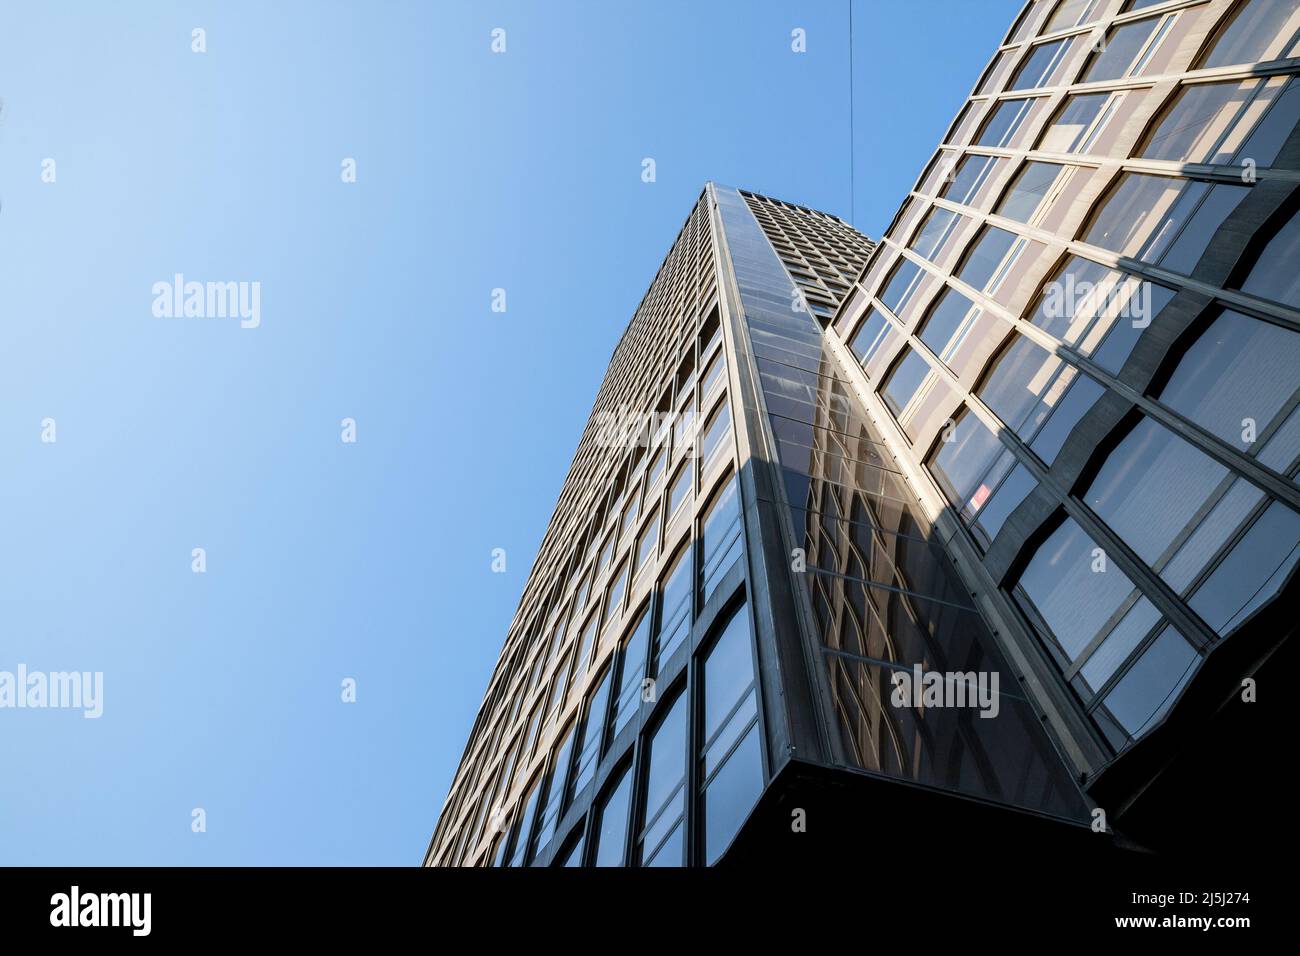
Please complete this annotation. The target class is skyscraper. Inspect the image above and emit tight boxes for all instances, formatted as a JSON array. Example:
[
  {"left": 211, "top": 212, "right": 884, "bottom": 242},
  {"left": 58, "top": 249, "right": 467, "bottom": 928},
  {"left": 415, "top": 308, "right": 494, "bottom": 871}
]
[{"left": 427, "top": 0, "right": 1299, "bottom": 866}]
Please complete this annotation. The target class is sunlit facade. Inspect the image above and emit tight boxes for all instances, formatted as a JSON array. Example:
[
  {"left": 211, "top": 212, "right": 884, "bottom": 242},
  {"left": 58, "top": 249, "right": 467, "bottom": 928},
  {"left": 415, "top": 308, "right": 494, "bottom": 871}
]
[{"left": 427, "top": 0, "right": 1299, "bottom": 865}]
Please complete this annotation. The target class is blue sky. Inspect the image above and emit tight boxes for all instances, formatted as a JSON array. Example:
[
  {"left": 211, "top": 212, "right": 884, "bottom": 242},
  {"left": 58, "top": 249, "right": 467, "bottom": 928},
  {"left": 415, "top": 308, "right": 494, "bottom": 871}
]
[{"left": 0, "top": 0, "right": 1019, "bottom": 865}]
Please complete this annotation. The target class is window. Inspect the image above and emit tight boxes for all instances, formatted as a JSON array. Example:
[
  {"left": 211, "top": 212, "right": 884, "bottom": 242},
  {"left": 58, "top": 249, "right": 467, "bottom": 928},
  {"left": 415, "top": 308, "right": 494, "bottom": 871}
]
[
  {"left": 1037, "top": 93, "right": 1115, "bottom": 153},
  {"left": 878, "top": 256, "right": 924, "bottom": 317},
  {"left": 1237, "top": 207, "right": 1300, "bottom": 308},
  {"left": 928, "top": 409, "right": 1012, "bottom": 521},
  {"left": 1045, "top": 0, "right": 1101, "bottom": 32},
  {"left": 530, "top": 722, "right": 576, "bottom": 859},
  {"left": 1158, "top": 309, "right": 1300, "bottom": 450},
  {"left": 601, "top": 561, "right": 629, "bottom": 629},
  {"left": 637, "top": 692, "right": 688, "bottom": 866},
  {"left": 699, "top": 474, "right": 743, "bottom": 602},
  {"left": 1014, "top": 517, "right": 1143, "bottom": 664},
  {"left": 553, "top": 830, "right": 585, "bottom": 867},
  {"left": 569, "top": 668, "right": 613, "bottom": 802},
  {"left": 956, "top": 225, "right": 1023, "bottom": 292},
  {"left": 1188, "top": 500, "right": 1300, "bottom": 636},
  {"left": 635, "top": 514, "right": 661, "bottom": 576},
  {"left": 977, "top": 50, "right": 1016, "bottom": 95},
  {"left": 1035, "top": 374, "right": 1106, "bottom": 464},
  {"left": 975, "top": 462, "right": 1038, "bottom": 541},
  {"left": 1098, "top": 626, "right": 1198, "bottom": 739},
  {"left": 996, "top": 162, "right": 1065, "bottom": 222},
  {"left": 918, "top": 287, "right": 981, "bottom": 361},
  {"left": 667, "top": 460, "right": 692, "bottom": 517},
  {"left": 655, "top": 544, "right": 693, "bottom": 667},
  {"left": 848, "top": 308, "right": 897, "bottom": 369},
  {"left": 1141, "top": 76, "right": 1299, "bottom": 168},
  {"left": 1010, "top": 38, "right": 1073, "bottom": 90},
  {"left": 700, "top": 399, "right": 732, "bottom": 468},
  {"left": 881, "top": 348, "right": 934, "bottom": 418},
  {"left": 609, "top": 610, "right": 651, "bottom": 739},
  {"left": 591, "top": 764, "right": 633, "bottom": 867},
  {"left": 646, "top": 444, "right": 666, "bottom": 489},
  {"left": 1084, "top": 418, "right": 1230, "bottom": 566},
  {"left": 597, "top": 531, "right": 615, "bottom": 572},
  {"left": 504, "top": 774, "right": 543, "bottom": 867},
  {"left": 1084, "top": 16, "right": 1169, "bottom": 81},
  {"left": 1198, "top": 0, "right": 1300, "bottom": 69},
  {"left": 700, "top": 349, "right": 726, "bottom": 398},
  {"left": 674, "top": 395, "right": 696, "bottom": 458},
  {"left": 1029, "top": 255, "right": 1175, "bottom": 374},
  {"left": 699, "top": 603, "right": 763, "bottom": 865},
  {"left": 976, "top": 98, "right": 1041, "bottom": 148},
  {"left": 569, "top": 613, "right": 598, "bottom": 691},
  {"left": 911, "top": 207, "right": 964, "bottom": 261},
  {"left": 977, "top": 334, "right": 1102, "bottom": 454},
  {"left": 620, "top": 493, "right": 640, "bottom": 542},
  {"left": 1083, "top": 174, "right": 1250, "bottom": 275},
  {"left": 940, "top": 154, "right": 1005, "bottom": 208}
]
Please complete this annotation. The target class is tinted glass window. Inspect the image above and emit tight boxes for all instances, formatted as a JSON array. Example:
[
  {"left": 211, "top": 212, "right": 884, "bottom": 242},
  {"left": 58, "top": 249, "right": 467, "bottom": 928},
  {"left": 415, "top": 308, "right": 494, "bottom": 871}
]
[
  {"left": 1084, "top": 418, "right": 1229, "bottom": 565},
  {"left": 1238, "top": 208, "right": 1300, "bottom": 308},
  {"left": 1158, "top": 309, "right": 1300, "bottom": 450},
  {"left": 1015, "top": 517, "right": 1142, "bottom": 663},
  {"left": 591, "top": 765, "right": 633, "bottom": 867}
]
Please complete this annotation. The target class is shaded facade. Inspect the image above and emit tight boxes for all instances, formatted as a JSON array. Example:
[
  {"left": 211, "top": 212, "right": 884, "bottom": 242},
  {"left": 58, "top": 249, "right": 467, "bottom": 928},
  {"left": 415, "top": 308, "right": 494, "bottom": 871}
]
[
  {"left": 825, "top": 0, "right": 1300, "bottom": 849},
  {"left": 427, "top": 0, "right": 1300, "bottom": 865}
]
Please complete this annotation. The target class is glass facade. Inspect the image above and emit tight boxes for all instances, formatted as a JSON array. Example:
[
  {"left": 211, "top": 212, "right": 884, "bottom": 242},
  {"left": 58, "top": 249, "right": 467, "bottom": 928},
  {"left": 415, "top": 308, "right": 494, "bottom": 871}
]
[
  {"left": 429, "top": 0, "right": 1300, "bottom": 866},
  {"left": 830, "top": 0, "right": 1300, "bottom": 766}
]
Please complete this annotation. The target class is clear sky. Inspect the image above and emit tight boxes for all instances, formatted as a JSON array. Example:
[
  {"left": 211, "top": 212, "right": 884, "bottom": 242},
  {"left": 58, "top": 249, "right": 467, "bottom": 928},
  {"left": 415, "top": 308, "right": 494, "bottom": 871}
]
[{"left": 0, "top": 0, "right": 1020, "bottom": 865}]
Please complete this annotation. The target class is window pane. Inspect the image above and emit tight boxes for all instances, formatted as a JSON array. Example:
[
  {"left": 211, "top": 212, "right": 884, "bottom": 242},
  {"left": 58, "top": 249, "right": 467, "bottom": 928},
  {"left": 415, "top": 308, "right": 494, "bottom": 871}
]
[
  {"left": 849, "top": 308, "right": 897, "bottom": 367},
  {"left": 929, "top": 410, "right": 1006, "bottom": 514},
  {"left": 1085, "top": 17, "right": 1161, "bottom": 81},
  {"left": 702, "top": 726, "right": 763, "bottom": 865},
  {"left": 1015, "top": 517, "right": 1142, "bottom": 662},
  {"left": 1029, "top": 373, "right": 1105, "bottom": 465},
  {"left": 911, "top": 207, "right": 963, "bottom": 261},
  {"left": 1046, "top": 0, "right": 1101, "bottom": 31},
  {"left": 1238, "top": 207, "right": 1300, "bottom": 308},
  {"left": 1084, "top": 418, "right": 1230, "bottom": 565},
  {"left": 879, "top": 257, "right": 923, "bottom": 316},
  {"left": 1141, "top": 76, "right": 1297, "bottom": 167},
  {"left": 1100, "top": 627, "right": 1198, "bottom": 736},
  {"left": 1200, "top": 0, "right": 1300, "bottom": 68},
  {"left": 702, "top": 604, "right": 756, "bottom": 743},
  {"left": 1038, "top": 93, "right": 1109, "bottom": 152},
  {"left": 997, "top": 162, "right": 1064, "bottom": 222},
  {"left": 881, "top": 348, "right": 933, "bottom": 417},
  {"left": 919, "top": 287, "right": 980, "bottom": 357},
  {"left": 1010, "top": 38, "right": 1071, "bottom": 90},
  {"left": 569, "top": 670, "right": 612, "bottom": 800},
  {"left": 700, "top": 400, "right": 732, "bottom": 466},
  {"left": 656, "top": 545, "right": 693, "bottom": 665},
  {"left": 977, "top": 98, "right": 1038, "bottom": 147},
  {"left": 941, "top": 154, "right": 1004, "bottom": 207},
  {"left": 1189, "top": 500, "right": 1300, "bottom": 635},
  {"left": 640, "top": 693, "right": 688, "bottom": 863},
  {"left": 975, "top": 463, "right": 1038, "bottom": 541},
  {"left": 592, "top": 765, "right": 633, "bottom": 867},
  {"left": 700, "top": 475, "right": 743, "bottom": 601},
  {"left": 610, "top": 611, "right": 651, "bottom": 738},
  {"left": 636, "top": 515, "right": 661, "bottom": 574},
  {"left": 957, "top": 225, "right": 1021, "bottom": 291},
  {"left": 667, "top": 461, "right": 692, "bottom": 516},
  {"left": 1084, "top": 174, "right": 1250, "bottom": 273},
  {"left": 1159, "top": 309, "right": 1300, "bottom": 450},
  {"left": 1030, "top": 255, "right": 1174, "bottom": 372}
]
